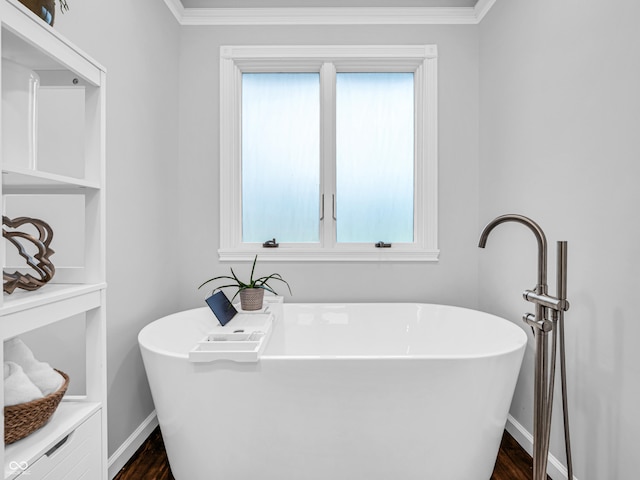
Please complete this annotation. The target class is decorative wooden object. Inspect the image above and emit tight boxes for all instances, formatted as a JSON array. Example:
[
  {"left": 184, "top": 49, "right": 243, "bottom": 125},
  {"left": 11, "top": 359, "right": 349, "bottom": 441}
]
[{"left": 2, "top": 215, "right": 55, "bottom": 294}]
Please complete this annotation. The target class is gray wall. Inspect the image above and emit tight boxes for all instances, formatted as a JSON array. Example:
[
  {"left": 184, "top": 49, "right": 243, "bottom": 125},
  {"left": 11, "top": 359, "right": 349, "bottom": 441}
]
[
  {"left": 47, "top": 2, "right": 640, "bottom": 478},
  {"left": 54, "top": 0, "right": 180, "bottom": 455},
  {"left": 479, "top": 0, "right": 640, "bottom": 478},
  {"left": 176, "top": 24, "right": 480, "bottom": 310}
]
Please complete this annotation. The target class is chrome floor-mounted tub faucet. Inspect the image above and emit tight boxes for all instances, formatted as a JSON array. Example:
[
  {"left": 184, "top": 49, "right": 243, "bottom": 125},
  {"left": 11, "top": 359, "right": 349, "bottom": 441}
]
[{"left": 479, "top": 214, "right": 573, "bottom": 480}]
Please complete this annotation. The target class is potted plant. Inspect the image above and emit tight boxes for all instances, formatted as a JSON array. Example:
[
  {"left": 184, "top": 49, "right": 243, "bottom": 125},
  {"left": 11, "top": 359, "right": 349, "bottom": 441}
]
[
  {"left": 19, "top": 0, "right": 68, "bottom": 26},
  {"left": 198, "top": 255, "right": 291, "bottom": 311}
]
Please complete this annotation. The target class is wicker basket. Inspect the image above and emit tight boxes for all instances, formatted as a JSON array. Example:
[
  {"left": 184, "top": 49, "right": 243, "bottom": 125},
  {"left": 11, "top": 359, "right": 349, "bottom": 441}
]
[
  {"left": 18, "top": 0, "right": 56, "bottom": 25},
  {"left": 4, "top": 369, "right": 69, "bottom": 444}
]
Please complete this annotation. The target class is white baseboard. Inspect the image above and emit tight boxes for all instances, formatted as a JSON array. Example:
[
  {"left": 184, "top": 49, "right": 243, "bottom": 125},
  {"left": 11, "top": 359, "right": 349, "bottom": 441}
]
[
  {"left": 107, "top": 410, "right": 158, "bottom": 480},
  {"left": 506, "top": 414, "right": 579, "bottom": 480}
]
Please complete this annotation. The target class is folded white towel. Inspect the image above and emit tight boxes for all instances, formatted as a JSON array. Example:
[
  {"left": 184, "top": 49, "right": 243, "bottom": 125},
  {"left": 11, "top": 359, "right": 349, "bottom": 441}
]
[
  {"left": 3, "top": 361, "right": 44, "bottom": 406},
  {"left": 4, "top": 337, "right": 37, "bottom": 369},
  {"left": 4, "top": 338, "right": 65, "bottom": 396},
  {"left": 26, "top": 363, "right": 65, "bottom": 396}
]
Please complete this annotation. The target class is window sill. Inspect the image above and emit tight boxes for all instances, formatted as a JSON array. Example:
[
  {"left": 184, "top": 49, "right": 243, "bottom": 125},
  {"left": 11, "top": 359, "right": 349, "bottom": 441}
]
[{"left": 218, "top": 248, "right": 440, "bottom": 262}]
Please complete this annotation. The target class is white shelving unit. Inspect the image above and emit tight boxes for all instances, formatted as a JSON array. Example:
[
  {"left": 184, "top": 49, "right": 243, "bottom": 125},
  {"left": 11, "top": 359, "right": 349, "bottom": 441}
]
[{"left": 1, "top": 1, "right": 106, "bottom": 479}]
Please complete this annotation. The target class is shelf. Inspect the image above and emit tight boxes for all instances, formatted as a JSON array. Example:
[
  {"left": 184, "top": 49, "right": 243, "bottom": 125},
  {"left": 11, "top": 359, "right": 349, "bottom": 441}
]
[
  {"left": 3, "top": 401, "right": 101, "bottom": 480},
  {"left": 1, "top": 1, "right": 104, "bottom": 86},
  {"left": 0, "top": 284, "right": 105, "bottom": 338},
  {"left": 1, "top": 26, "right": 60, "bottom": 70},
  {"left": 1, "top": 167, "right": 100, "bottom": 192}
]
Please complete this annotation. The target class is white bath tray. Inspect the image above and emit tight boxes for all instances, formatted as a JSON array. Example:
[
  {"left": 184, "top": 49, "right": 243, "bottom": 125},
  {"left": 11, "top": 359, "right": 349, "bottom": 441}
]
[{"left": 188, "top": 312, "right": 273, "bottom": 363}]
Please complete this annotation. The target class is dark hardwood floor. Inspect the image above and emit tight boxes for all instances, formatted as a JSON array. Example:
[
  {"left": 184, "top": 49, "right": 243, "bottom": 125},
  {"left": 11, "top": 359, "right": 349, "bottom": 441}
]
[{"left": 114, "top": 427, "right": 542, "bottom": 480}]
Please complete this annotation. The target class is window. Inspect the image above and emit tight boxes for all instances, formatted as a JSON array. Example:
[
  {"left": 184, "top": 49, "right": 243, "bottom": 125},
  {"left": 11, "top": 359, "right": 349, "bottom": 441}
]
[
  {"left": 241, "top": 73, "right": 320, "bottom": 243},
  {"left": 336, "top": 72, "right": 414, "bottom": 243},
  {"left": 220, "top": 45, "right": 438, "bottom": 262}
]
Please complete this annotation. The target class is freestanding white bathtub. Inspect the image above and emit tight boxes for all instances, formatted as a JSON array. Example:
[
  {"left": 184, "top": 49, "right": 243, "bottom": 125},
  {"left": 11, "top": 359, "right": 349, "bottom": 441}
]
[{"left": 139, "top": 303, "right": 526, "bottom": 480}]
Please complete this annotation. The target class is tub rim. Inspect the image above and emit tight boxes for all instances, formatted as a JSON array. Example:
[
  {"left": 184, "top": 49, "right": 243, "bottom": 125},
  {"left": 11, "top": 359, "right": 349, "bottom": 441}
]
[{"left": 138, "top": 302, "right": 528, "bottom": 361}]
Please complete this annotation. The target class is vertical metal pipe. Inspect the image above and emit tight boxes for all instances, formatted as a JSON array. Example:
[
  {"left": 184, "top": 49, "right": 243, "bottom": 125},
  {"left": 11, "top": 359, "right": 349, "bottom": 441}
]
[
  {"left": 541, "top": 316, "right": 557, "bottom": 478},
  {"left": 557, "top": 241, "right": 574, "bottom": 480},
  {"left": 558, "top": 312, "right": 573, "bottom": 480},
  {"left": 533, "top": 328, "right": 542, "bottom": 480},
  {"left": 557, "top": 241, "right": 568, "bottom": 302},
  {"left": 533, "top": 303, "right": 548, "bottom": 480}
]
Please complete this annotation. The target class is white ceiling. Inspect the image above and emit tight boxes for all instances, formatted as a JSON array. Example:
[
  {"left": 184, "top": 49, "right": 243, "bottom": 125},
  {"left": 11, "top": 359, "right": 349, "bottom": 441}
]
[{"left": 181, "top": 0, "right": 478, "bottom": 7}]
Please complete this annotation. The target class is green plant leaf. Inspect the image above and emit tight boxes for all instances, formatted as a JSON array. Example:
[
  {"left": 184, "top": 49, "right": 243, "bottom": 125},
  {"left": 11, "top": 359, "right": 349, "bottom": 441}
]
[
  {"left": 249, "top": 255, "right": 258, "bottom": 284},
  {"left": 198, "top": 275, "right": 238, "bottom": 289},
  {"left": 230, "top": 268, "right": 249, "bottom": 289},
  {"left": 209, "top": 284, "right": 242, "bottom": 292},
  {"left": 258, "top": 284, "right": 278, "bottom": 295},
  {"left": 255, "top": 274, "right": 292, "bottom": 295}
]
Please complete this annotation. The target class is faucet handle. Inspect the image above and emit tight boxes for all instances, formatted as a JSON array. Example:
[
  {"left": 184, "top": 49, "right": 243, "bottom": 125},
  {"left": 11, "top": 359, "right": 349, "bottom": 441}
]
[
  {"left": 523, "top": 289, "right": 567, "bottom": 311},
  {"left": 523, "top": 313, "right": 536, "bottom": 336},
  {"left": 523, "top": 312, "right": 553, "bottom": 333},
  {"left": 523, "top": 313, "right": 536, "bottom": 328}
]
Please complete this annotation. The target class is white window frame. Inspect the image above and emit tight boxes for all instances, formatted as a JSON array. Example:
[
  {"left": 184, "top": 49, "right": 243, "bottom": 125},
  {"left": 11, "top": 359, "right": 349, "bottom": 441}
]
[{"left": 219, "top": 45, "right": 438, "bottom": 262}]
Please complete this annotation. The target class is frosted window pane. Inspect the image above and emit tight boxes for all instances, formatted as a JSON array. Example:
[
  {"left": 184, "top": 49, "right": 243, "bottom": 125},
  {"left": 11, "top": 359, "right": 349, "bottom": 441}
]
[
  {"left": 242, "top": 73, "right": 320, "bottom": 243},
  {"left": 336, "top": 73, "right": 414, "bottom": 243}
]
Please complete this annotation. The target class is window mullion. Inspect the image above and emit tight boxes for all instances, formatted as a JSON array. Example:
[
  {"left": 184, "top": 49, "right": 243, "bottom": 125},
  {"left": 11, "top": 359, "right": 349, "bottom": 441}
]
[{"left": 320, "top": 62, "right": 336, "bottom": 249}]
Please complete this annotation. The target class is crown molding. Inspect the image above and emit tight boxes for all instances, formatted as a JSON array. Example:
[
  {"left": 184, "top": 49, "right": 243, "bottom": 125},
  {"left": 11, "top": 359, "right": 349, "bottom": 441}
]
[
  {"left": 163, "top": 1, "right": 498, "bottom": 26},
  {"left": 182, "top": 7, "right": 478, "bottom": 26},
  {"left": 474, "top": 0, "right": 497, "bottom": 22},
  {"left": 162, "top": 0, "right": 185, "bottom": 21}
]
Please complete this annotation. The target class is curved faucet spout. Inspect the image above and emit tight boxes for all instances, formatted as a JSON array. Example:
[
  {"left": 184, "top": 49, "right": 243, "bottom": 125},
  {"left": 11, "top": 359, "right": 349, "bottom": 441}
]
[{"left": 478, "top": 214, "right": 548, "bottom": 292}]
